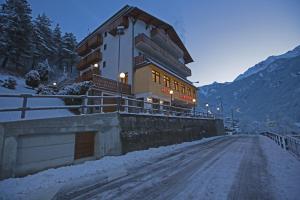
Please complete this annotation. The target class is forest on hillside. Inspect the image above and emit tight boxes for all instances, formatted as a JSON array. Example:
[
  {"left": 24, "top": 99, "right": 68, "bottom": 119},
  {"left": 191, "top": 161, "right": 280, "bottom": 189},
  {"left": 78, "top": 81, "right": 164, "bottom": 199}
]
[{"left": 0, "top": 0, "right": 78, "bottom": 79}]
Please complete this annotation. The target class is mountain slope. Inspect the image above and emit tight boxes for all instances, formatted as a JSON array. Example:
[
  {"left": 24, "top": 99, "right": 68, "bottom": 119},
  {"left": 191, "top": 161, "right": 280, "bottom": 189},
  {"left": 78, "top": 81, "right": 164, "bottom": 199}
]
[
  {"left": 235, "top": 45, "right": 300, "bottom": 81},
  {"left": 198, "top": 46, "right": 300, "bottom": 134}
]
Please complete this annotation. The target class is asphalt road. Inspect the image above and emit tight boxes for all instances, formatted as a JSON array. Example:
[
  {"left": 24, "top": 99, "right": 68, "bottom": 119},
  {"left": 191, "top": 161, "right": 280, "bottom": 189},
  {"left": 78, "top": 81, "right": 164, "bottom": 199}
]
[{"left": 56, "top": 136, "right": 276, "bottom": 200}]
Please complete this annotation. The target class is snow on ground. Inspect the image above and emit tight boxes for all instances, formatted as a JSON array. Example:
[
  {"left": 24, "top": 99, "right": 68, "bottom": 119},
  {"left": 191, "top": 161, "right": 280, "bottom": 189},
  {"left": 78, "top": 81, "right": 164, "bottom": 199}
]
[
  {"left": 260, "top": 136, "right": 300, "bottom": 200},
  {"left": 0, "top": 136, "right": 223, "bottom": 200},
  {"left": 0, "top": 74, "right": 72, "bottom": 122}
]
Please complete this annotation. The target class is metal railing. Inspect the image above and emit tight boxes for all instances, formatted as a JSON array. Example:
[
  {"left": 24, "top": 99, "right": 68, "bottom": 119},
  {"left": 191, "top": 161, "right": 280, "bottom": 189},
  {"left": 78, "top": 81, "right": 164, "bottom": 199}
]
[
  {"left": 261, "top": 132, "right": 300, "bottom": 157},
  {"left": 0, "top": 93, "right": 218, "bottom": 120}
]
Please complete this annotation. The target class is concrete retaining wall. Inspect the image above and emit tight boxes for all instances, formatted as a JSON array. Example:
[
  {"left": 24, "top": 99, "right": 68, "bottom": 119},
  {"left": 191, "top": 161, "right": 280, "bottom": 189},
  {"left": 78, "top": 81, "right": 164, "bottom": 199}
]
[
  {"left": 0, "top": 113, "right": 224, "bottom": 179},
  {"left": 119, "top": 114, "right": 224, "bottom": 153}
]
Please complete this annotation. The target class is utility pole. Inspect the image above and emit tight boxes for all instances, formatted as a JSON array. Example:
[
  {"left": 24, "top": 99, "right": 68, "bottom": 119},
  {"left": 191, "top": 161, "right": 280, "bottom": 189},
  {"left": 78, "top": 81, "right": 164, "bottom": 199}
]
[{"left": 231, "top": 108, "right": 234, "bottom": 131}]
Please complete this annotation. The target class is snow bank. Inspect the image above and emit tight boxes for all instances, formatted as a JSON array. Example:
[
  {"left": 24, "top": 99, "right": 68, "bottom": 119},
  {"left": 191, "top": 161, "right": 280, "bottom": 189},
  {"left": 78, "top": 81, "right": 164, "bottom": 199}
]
[
  {"left": 260, "top": 136, "right": 300, "bottom": 200},
  {"left": 0, "top": 74, "right": 72, "bottom": 122},
  {"left": 0, "top": 136, "right": 222, "bottom": 200}
]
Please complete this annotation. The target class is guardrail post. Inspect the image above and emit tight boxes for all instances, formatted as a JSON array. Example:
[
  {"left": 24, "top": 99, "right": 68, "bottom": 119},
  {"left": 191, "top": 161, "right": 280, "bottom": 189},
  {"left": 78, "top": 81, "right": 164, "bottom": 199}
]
[
  {"left": 100, "top": 95, "right": 103, "bottom": 113},
  {"left": 125, "top": 98, "right": 129, "bottom": 113},
  {"left": 81, "top": 95, "right": 88, "bottom": 114},
  {"left": 21, "top": 95, "right": 28, "bottom": 119}
]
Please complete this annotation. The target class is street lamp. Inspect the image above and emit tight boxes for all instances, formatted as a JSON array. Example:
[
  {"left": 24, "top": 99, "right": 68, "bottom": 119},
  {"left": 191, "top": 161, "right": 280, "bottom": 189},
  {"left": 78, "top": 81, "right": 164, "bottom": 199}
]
[
  {"left": 192, "top": 98, "right": 196, "bottom": 117},
  {"left": 169, "top": 90, "right": 174, "bottom": 114},
  {"left": 205, "top": 103, "right": 209, "bottom": 116},
  {"left": 119, "top": 72, "right": 126, "bottom": 111},
  {"left": 169, "top": 89, "right": 174, "bottom": 105}
]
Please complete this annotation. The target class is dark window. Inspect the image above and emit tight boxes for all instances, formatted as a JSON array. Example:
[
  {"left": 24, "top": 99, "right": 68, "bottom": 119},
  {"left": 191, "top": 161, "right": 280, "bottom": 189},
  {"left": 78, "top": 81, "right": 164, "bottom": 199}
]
[
  {"left": 103, "top": 61, "right": 106, "bottom": 68},
  {"left": 163, "top": 75, "right": 170, "bottom": 88},
  {"left": 152, "top": 70, "right": 160, "bottom": 83},
  {"left": 104, "top": 32, "right": 107, "bottom": 37},
  {"left": 104, "top": 44, "right": 107, "bottom": 50}
]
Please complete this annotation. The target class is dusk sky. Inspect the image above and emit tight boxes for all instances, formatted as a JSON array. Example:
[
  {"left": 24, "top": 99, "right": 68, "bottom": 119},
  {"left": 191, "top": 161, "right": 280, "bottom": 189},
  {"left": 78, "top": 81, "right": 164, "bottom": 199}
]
[{"left": 25, "top": 0, "right": 300, "bottom": 86}]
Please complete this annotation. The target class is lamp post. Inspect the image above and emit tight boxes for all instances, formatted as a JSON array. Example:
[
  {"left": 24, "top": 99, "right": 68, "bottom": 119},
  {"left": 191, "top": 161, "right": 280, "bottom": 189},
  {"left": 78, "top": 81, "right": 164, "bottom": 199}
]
[
  {"left": 169, "top": 89, "right": 173, "bottom": 114},
  {"left": 205, "top": 103, "right": 209, "bottom": 117},
  {"left": 192, "top": 98, "right": 196, "bottom": 117},
  {"left": 119, "top": 72, "right": 126, "bottom": 111},
  {"left": 116, "top": 26, "right": 124, "bottom": 112}
]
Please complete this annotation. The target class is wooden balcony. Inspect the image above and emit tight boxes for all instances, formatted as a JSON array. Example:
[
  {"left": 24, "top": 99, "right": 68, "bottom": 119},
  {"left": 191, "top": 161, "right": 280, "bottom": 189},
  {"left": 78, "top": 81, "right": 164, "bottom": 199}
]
[
  {"left": 77, "top": 73, "right": 131, "bottom": 95},
  {"left": 134, "top": 55, "right": 147, "bottom": 66},
  {"left": 135, "top": 34, "right": 191, "bottom": 77},
  {"left": 87, "top": 34, "right": 103, "bottom": 49},
  {"left": 77, "top": 43, "right": 89, "bottom": 57},
  {"left": 76, "top": 50, "right": 102, "bottom": 71},
  {"left": 77, "top": 34, "right": 103, "bottom": 57},
  {"left": 151, "top": 28, "right": 184, "bottom": 59}
]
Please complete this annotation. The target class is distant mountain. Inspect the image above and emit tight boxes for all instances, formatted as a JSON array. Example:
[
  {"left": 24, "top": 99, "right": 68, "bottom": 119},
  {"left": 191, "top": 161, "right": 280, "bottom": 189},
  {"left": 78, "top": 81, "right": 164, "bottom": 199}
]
[{"left": 198, "top": 45, "right": 300, "bottom": 134}]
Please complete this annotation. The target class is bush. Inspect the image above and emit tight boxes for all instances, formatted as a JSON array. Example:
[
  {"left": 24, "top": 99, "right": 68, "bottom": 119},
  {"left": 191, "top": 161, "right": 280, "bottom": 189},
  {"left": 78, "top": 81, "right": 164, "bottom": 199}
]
[
  {"left": 25, "top": 70, "right": 40, "bottom": 88},
  {"left": 58, "top": 81, "right": 93, "bottom": 105},
  {"left": 36, "top": 85, "right": 57, "bottom": 95},
  {"left": 1, "top": 77, "right": 17, "bottom": 89}
]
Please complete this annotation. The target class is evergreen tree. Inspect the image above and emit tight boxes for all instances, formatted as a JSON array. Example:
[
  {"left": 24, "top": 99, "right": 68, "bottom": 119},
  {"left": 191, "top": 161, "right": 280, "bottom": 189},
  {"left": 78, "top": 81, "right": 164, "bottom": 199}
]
[
  {"left": 62, "top": 32, "right": 78, "bottom": 73},
  {"left": 0, "top": 0, "right": 33, "bottom": 70},
  {"left": 52, "top": 23, "right": 63, "bottom": 69},
  {"left": 32, "top": 13, "right": 54, "bottom": 66}
]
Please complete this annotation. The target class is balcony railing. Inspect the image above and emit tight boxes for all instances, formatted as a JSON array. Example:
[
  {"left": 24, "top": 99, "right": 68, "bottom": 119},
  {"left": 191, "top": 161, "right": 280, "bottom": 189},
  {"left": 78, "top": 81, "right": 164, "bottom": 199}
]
[
  {"left": 151, "top": 28, "right": 184, "bottom": 59},
  {"left": 77, "top": 73, "right": 131, "bottom": 95},
  {"left": 135, "top": 34, "right": 191, "bottom": 77},
  {"left": 77, "top": 50, "right": 102, "bottom": 71}
]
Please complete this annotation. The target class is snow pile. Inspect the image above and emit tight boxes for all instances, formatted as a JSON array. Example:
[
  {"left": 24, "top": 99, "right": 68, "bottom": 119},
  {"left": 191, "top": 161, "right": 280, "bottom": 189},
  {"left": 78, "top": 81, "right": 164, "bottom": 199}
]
[
  {"left": 0, "top": 73, "right": 72, "bottom": 122},
  {"left": 0, "top": 136, "right": 222, "bottom": 200},
  {"left": 260, "top": 136, "right": 300, "bottom": 200}
]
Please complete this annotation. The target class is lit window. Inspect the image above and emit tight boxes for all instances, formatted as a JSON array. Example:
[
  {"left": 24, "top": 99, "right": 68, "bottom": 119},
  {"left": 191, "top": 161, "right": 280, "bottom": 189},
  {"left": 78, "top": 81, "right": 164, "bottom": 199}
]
[
  {"left": 174, "top": 81, "right": 179, "bottom": 91},
  {"left": 181, "top": 84, "right": 185, "bottom": 94},
  {"left": 187, "top": 88, "right": 191, "bottom": 96},
  {"left": 152, "top": 70, "right": 160, "bottom": 83},
  {"left": 163, "top": 75, "right": 170, "bottom": 88}
]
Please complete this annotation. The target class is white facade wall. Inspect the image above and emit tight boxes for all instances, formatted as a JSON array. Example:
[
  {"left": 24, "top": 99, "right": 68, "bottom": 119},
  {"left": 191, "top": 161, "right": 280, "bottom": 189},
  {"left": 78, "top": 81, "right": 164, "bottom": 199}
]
[
  {"left": 95, "top": 17, "right": 186, "bottom": 86},
  {"left": 101, "top": 20, "right": 134, "bottom": 85}
]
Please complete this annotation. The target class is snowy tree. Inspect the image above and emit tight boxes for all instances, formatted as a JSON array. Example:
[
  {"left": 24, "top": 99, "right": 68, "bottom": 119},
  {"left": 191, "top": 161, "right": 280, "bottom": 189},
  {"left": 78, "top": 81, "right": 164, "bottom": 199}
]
[
  {"left": 34, "top": 59, "right": 53, "bottom": 81},
  {"left": 53, "top": 24, "right": 63, "bottom": 69},
  {"left": 32, "top": 13, "right": 54, "bottom": 67},
  {"left": 62, "top": 32, "right": 78, "bottom": 74},
  {"left": 0, "top": 0, "right": 33, "bottom": 70}
]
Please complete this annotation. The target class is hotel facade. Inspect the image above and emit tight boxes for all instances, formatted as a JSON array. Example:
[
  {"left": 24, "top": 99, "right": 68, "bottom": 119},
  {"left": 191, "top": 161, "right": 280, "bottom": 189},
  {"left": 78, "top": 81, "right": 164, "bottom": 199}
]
[{"left": 76, "top": 5, "right": 197, "bottom": 111}]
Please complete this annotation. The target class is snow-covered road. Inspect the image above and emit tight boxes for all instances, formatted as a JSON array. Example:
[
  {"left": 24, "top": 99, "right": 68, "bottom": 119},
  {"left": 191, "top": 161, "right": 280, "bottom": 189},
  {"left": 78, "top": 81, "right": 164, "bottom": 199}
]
[{"left": 55, "top": 135, "right": 300, "bottom": 200}]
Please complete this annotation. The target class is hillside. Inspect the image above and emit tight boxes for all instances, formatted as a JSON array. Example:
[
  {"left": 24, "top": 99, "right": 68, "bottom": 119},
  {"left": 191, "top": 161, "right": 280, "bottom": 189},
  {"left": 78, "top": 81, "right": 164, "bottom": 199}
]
[
  {"left": 0, "top": 73, "right": 72, "bottom": 122},
  {"left": 198, "top": 45, "right": 300, "bottom": 134}
]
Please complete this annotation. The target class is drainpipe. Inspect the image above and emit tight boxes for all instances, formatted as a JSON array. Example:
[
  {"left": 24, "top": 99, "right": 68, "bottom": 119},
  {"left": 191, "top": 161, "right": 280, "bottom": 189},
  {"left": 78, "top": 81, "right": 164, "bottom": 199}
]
[{"left": 131, "top": 18, "right": 137, "bottom": 95}]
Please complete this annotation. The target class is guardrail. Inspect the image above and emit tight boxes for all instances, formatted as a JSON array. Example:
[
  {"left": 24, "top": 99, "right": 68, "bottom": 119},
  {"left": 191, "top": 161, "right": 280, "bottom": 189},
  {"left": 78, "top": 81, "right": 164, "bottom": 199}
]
[
  {"left": 261, "top": 132, "right": 300, "bottom": 157},
  {"left": 0, "top": 94, "right": 218, "bottom": 120}
]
